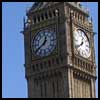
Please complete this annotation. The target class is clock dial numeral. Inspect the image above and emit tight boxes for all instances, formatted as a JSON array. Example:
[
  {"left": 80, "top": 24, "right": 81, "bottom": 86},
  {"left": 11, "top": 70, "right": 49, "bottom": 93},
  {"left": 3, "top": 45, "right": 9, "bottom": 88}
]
[
  {"left": 45, "top": 32, "right": 48, "bottom": 36},
  {"left": 86, "top": 44, "right": 89, "bottom": 48},
  {"left": 82, "top": 50, "right": 85, "bottom": 56},
  {"left": 78, "top": 30, "right": 82, "bottom": 36},
  {"left": 85, "top": 48, "right": 88, "bottom": 52}
]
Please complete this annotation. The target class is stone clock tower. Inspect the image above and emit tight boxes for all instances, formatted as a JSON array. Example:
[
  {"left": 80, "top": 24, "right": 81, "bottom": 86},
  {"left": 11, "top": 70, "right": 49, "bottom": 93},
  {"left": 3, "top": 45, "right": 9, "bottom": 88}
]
[{"left": 23, "top": 2, "right": 96, "bottom": 98}]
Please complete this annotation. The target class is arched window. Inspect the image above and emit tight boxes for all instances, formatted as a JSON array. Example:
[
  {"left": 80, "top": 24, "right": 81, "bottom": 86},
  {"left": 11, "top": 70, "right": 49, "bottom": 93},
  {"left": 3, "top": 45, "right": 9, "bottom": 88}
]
[
  {"left": 40, "top": 63, "right": 43, "bottom": 70},
  {"left": 45, "top": 12, "right": 48, "bottom": 19},
  {"left": 41, "top": 14, "right": 44, "bottom": 20},
  {"left": 48, "top": 60, "right": 51, "bottom": 67},
  {"left": 53, "top": 10, "right": 56, "bottom": 16},
  {"left": 56, "top": 58, "right": 59, "bottom": 64},
  {"left": 36, "top": 64, "right": 39, "bottom": 71},
  {"left": 32, "top": 65, "right": 35, "bottom": 71},
  {"left": 37, "top": 15, "right": 40, "bottom": 22},
  {"left": 49, "top": 11, "right": 52, "bottom": 18},
  {"left": 34, "top": 17, "right": 36, "bottom": 23}
]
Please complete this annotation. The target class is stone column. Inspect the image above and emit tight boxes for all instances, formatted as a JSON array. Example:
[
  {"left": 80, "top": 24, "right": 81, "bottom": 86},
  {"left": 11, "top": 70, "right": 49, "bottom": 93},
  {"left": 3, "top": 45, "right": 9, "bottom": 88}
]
[
  {"left": 41, "top": 76, "right": 45, "bottom": 98},
  {"left": 34, "top": 79, "right": 38, "bottom": 98},
  {"left": 62, "top": 68, "right": 69, "bottom": 98},
  {"left": 50, "top": 75, "right": 53, "bottom": 98},
  {"left": 36, "top": 78, "right": 41, "bottom": 98},
  {"left": 70, "top": 69, "right": 74, "bottom": 98},
  {"left": 56, "top": 74, "right": 60, "bottom": 98},
  {"left": 44, "top": 78, "right": 47, "bottom": 98},
  {"left": 58, "top": 73, "right": 63, "bottom": 98},
  {"left": 54, "top": 74, "right": 58, "bottom": 98},
  {"left": 27, "top": 78, "right": 31, "bottom": 98},
  {"left": 52, "top": 74, "right": 56, "bottom": 98},
  {"left": 91, "top": 78, "right": 96, "bottom": 98},
  {"left": 80, "top": 79, "right": 82, "bottom": 98},
  {"left": 93, "top": 79, "right": 96, "bottom": 98},
  {"left": 28, "top": 77, "right": 35, "bottom": 98},
  {"left": 46, "top": 76, "right": 50, "bottom": 98},
  {"left": 32, "top": 77, "right": 36, "bottom": 98}
]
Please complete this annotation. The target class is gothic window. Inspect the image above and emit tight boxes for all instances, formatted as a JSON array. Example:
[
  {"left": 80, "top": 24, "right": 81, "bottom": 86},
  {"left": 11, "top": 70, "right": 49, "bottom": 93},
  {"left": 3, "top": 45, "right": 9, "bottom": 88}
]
[
  {"left": 56, "top": 77, "right": 59, "bottom": 97},
  {"left": 83, "top": 61, "right": 85, "bottom": 67},
  {"left": 56, "top": 58, "right": 59, "bottom": 64},
  {"left": 74, "top": 58, "right": 77, "bottom": 65},
  {"left": 40, "top": 63, "right": 43, "bottom": 70},
  {"left": 44, "top": 61, "right": 47, "bottom": 68},
  {"left": 52, "top": 80, "right": 55, "bottom": 97},
  {"left": 41, "top": 14, "right": 44, "bottom": 20},
  {"left": 87, "top": 64, "right": 90, "bottom": 71},
  {"left": 53, "top": 10, "right": 56, "bottom": 17},
  {"left": 48, "top": 60, "right": 51, "bottom": 67},
  {"left": 32, "top": 65, "right": 35, "bottom": 71},
  {"left": 80, "top": 60, "right": 82, "bottom": 66},
  {"left": 90, "top": 65, "right": 93, "bottom": 72},
  {"left": 44, "top": 80, "right": 47, "bottom": 97},
  {"left": 52, "top": 58, "right": 55, "bottom": 65},
  {"left": 37, "top": 15, "right": 40, "bottom": 22},
  {"left": 40, "top": 80, "right": 43, "bottom": 97},
  {"left": 45, "top": 12, "right": 48, "bottom": 19},
  {"left": 34, "top": 17, "right": 36, "bottom": 23},
  {"left": 36, "top": 64, "right": 39, "bottom": 71},
  {"left": 78, "top": 14, "right": 80, "bottom": 21},
  {"left": 60, "top": 56, "right": 64, "bottom": 63},
  {"left": 85, "top": 63, "right": 87, "bottom": 69},
  {"left": 86, "top": 64, "right": 88, "bottom": 70},
  {"left": 49, "top": 11, "right": 52, "bottom": 18},
  {"left": 77, "top": 58, "right": 80, "bottom": 67}
]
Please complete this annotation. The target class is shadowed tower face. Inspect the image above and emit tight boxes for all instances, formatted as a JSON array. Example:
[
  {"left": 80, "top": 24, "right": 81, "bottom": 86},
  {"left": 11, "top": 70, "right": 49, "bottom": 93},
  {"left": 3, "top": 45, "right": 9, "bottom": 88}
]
[{"left": 23, "top": 2, "right": 96, "bottom": 98}]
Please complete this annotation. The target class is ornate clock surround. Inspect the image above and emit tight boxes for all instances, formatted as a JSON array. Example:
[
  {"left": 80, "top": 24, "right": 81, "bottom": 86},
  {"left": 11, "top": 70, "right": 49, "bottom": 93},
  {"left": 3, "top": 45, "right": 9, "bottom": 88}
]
[{"left": 73, "top": 25, "right": 92, "bottom": 60}]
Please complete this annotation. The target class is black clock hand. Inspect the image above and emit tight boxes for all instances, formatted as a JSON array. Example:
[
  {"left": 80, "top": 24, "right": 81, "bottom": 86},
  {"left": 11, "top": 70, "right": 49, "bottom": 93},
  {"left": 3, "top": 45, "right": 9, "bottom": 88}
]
[
  {"left": 76, "top": 41, "right": 83, "bottom": 48},
  {"left": 42, "top": 36, "right": 47, "bottom": 46},
  {"left": 35, "top": 37, "right": 47, "bottom": 53},
  {"left": 76, "top": 36, "right": 85, "bottom": 48},
  {"left": 80, "top": 41, "right": 83, "bottom": 46}
]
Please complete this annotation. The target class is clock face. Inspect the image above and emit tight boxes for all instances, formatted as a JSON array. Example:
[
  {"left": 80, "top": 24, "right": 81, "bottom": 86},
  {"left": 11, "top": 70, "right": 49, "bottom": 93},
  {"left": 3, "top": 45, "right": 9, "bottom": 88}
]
[
  {"left": 32, "top": 29, "right": 56, "bottom": 57},
  {"left": 74, "top": 29, "right": 91, "bottom": 58}
]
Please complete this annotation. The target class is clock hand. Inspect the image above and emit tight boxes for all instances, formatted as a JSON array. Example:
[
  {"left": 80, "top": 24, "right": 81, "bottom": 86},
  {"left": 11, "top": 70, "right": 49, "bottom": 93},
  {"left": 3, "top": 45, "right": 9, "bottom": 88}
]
[
  {"left": 75, "top": 41, "right": 83, "bottom": 48},
  {"left": 42, "top": 36, "right": 47, "bottom": 45},
  {"left": 80, "top": 41, "right": 83, "bottom": 46},
  {"left": 80, "top": 36, "right": 84, "bottom": 46},
  {"left": 35, "top": 36, "right": 47, "bottom": 53}
]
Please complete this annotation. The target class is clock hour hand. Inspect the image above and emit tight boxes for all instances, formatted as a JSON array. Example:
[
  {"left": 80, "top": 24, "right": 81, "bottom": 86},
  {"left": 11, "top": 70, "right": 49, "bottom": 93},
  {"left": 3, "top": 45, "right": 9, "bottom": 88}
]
[
  {"left": 35, "top": 36, "right": 47, "bottom": 53},
  {"left": 80, "top": 41, "right": 83, "bottom": 46},
  {"left": 75, "top": 41, "right": 83, "bottom": 48}
]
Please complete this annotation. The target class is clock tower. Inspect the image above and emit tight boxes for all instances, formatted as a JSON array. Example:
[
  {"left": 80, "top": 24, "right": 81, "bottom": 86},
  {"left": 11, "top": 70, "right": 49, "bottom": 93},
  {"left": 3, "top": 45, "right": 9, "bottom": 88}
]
[{"left": 23, "top": 2, "right": 96, "bottom": 98}]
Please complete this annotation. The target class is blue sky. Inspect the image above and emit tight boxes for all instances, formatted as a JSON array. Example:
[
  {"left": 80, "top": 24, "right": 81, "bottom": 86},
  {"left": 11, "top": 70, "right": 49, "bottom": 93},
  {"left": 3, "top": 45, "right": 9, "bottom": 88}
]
[{"left": 2, "top": 2, "right": 98, "bottom": 98}]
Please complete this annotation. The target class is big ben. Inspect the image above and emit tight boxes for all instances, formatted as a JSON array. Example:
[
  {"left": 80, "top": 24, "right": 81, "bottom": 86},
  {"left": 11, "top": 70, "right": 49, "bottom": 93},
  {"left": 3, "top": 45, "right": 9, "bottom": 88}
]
[{"left": 22, "top": 2, "right": 96, "bottom": 98}]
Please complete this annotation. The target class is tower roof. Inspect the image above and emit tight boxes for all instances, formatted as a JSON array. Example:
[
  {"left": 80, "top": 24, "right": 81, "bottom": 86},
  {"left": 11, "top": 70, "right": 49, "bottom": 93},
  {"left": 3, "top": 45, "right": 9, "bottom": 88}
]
[
  {"left": 29, "top": 2, "right": 84, "bottom": 11},
  {"left": 30, "top": 2, "right": 58, "bottom": 12},
  {"left": 27, "top": 2, "right": 89, "bottom": 17}
]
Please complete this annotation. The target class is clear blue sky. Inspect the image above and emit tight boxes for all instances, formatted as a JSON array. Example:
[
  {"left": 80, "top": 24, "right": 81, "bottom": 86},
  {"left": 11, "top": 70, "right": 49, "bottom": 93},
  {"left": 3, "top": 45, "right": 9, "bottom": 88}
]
[{"left": 2, "top": 2, "right": 98, "bottom": 98}]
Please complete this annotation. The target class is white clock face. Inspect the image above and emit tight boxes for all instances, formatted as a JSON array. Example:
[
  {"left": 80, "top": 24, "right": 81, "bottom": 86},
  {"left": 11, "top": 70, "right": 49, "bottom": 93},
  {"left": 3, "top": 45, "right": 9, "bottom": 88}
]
[
  {"left": 74, "top": 29, "right": 91, "bottom": 58},
  {"left": 32, "top": 29, "right": 56, "bottom": 57}
]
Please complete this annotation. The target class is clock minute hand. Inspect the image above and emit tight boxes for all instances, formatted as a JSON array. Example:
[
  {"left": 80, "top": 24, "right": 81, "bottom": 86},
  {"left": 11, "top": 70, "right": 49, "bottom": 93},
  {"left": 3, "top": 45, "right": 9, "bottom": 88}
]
[
  {"left": 42, "top": 36, "right": 47, "bottom": 45},
  {"left": 35, "top": 37, "right": 47, "bottom": 53},
  {"left": 35, "top": 44, "right": 42, "bottom": 54}
]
